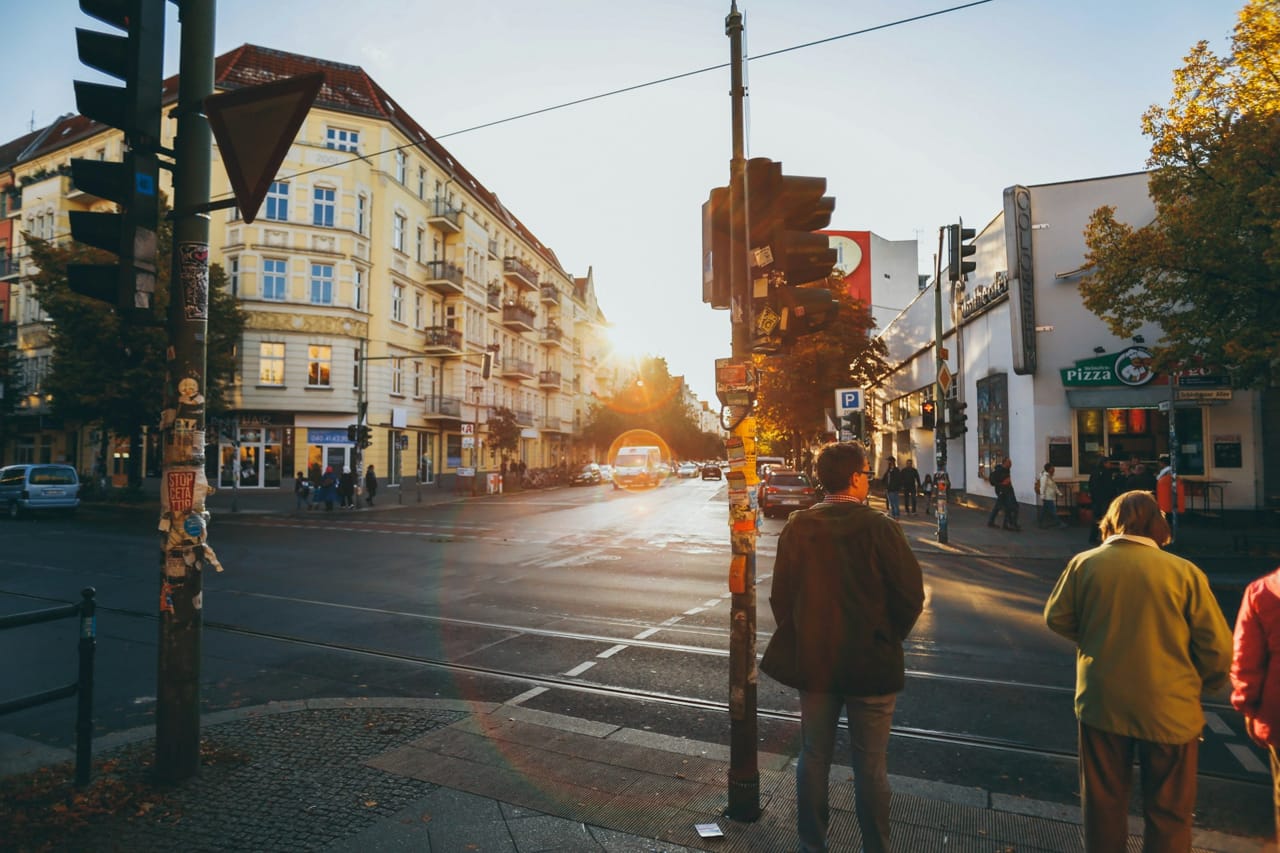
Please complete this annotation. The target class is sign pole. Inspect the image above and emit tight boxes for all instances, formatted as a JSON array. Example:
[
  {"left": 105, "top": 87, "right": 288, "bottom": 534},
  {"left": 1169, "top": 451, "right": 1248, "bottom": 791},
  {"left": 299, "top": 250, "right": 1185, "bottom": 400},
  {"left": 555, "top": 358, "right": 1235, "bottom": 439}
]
[{"left": 934, "top": 229, "right": 949, "bottom": 543}]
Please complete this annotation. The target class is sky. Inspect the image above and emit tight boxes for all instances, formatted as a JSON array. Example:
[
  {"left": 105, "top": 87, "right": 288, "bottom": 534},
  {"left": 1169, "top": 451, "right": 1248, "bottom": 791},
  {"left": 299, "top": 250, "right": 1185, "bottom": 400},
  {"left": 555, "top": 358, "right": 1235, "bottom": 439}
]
[{"left": 4, "top": 0, "right": 1243, "bottom": 404}]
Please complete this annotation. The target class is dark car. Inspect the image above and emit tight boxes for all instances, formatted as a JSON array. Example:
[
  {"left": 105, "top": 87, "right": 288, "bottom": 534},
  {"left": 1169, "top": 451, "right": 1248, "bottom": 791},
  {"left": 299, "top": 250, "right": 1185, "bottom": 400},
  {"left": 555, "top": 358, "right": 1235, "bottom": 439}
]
[
  {"left": 570, "top": 463, "right": 603, "bottom": 486},
  {"left": 757, "top": 468, "right": 818, "bottom": 518},
  {"left": 701, "top": 464, "right": 722, "bottom": 480}
]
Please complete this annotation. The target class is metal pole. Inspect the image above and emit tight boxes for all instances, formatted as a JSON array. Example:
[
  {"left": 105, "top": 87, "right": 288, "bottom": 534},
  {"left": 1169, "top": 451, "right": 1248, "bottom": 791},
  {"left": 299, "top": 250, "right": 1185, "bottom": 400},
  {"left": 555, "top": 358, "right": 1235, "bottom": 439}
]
[
  {"left": 1169, "top": 373, "right": 1179, "bottom": 544},
  {"left": 724, "top": 0, "right": 759, "bottom": 823},
  {"left": 934, "top": 229, "right": 948, "bottom": 543},
  {"left": 75, "top": 587, "right": 97, "bottom": 787},
  {"left": 156, "top": 0, "right": 214, "bottom": 783}
]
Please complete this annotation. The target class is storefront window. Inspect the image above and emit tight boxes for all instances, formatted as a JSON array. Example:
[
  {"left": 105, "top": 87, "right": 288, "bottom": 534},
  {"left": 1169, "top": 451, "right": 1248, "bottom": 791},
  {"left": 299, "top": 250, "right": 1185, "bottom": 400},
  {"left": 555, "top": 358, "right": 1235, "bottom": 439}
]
[
  {"left": 975, "top": 373, "right": 1008, "bottom": 481},
  {"left": 1074, "top": 406, "right": 1201, "bottom": 475},
  {"left": 446, "top": 434, "right": 462, "bottom": 468},
  {"left": 1174, "top": 408, "right": 1205, "bottom": 475}
]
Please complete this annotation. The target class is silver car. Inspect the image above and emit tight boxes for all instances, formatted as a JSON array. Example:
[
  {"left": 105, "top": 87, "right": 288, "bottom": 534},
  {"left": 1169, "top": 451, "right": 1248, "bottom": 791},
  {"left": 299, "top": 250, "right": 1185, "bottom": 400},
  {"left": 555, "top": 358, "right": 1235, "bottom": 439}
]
[{"left": 0, "top": 464, "right": 81, "bottom": 518}]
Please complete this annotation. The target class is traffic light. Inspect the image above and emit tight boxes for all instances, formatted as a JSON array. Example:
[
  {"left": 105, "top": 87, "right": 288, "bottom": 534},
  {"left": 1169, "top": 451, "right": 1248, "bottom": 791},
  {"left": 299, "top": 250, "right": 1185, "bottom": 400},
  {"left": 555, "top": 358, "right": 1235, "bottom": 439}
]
[
  {"left": 947, "top": 400, "right": 968, "bottom": 437},
  {"left": 358, "top": 425, "right": 372, "bottom": 449},
  {"left": 921, "top": 400, "right": 936, "bottom": 430},
  {"left": 840, "top": 412, "right": 860, "bottom": 441},
  {"left": 701, "top": 186, "right": 730, "bottom": 309},
  {"left": 67, "top": 0, "right": 166, "bottom": 321},
  {"left": 481, "top": 352, "right": 493, "bottom": 380},
  {"left": 347, "top": 424, "right": 358, "bottom": 442},
  {"left": 947, "top": 222, "right": 976, "bottom": 283},
  {"left": 745, "top": 158, "right": 839, "bottom": 352}
]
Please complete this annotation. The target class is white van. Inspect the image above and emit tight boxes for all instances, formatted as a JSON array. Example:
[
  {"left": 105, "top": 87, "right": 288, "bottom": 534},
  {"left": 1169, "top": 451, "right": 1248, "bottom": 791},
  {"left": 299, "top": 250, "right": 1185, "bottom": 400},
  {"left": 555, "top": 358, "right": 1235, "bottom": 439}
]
[
  {"left": 612, "top": 445, "right": 663, "bottom": 489},
  {"left": 0, "top": 464, "right": 81, "bottom": 518},
  {"left": 755, "top": 456, "right": 787, "bottom": 477}
]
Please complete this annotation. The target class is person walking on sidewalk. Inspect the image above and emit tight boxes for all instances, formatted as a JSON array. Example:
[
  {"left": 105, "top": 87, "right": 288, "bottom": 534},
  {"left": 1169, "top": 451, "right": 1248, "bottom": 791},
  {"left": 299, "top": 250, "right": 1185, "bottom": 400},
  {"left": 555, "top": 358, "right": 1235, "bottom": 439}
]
[
  {"left": 1037, "top": 463, "right": 1067, "bottom": 528},
  {"left": 899, "top": 458, "right": 921, "bottom": 515},
  {"left": 880, "top": 457, "right": 901, "bottom": 519},
  {"left": 1230, "top": 566, "right": 1280, "bottom": 847},
  {"left": 319, "top": 466, "right": 337, "bottom": 512},
  {"left": 1087, "top": 459, "right": 1120, "bottom": 545},
  {"left": 364, "top": 465, "right": 378, "bottom": 506},
  {"left": 987, "top": 457, "right": 1020, "bottom": 530},
  {"left": 921, "top": 474, "right": 935, "bottom": 516},
  {"left": 761, "top": 441, "right": 924, "bottom": 853},
  {"left": 294, "top": 470, "right": 311, "bottom": 511},
  {"left": 1044, "top": 490, "right": 1232, "bottom": 853}
]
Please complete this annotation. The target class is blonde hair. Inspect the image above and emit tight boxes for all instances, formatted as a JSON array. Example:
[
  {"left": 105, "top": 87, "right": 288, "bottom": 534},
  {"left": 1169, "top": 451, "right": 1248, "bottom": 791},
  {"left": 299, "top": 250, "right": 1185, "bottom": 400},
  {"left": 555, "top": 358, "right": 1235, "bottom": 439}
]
[{"left": 1100, "top": 489, "right": 1171, "bottom": 545}]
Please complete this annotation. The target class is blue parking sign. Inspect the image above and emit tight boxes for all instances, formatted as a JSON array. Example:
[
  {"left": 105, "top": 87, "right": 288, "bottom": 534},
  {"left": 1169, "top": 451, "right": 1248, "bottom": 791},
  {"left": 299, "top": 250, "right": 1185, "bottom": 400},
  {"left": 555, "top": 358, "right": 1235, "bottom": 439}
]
[{"left": 837, "top": 388, "right": 863, "bottom": 412}]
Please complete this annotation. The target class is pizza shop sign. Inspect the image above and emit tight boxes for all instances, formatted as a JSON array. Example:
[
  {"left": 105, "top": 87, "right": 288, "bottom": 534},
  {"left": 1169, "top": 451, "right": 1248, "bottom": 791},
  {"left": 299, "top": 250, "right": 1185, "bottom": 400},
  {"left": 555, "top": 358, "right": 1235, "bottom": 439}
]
[{"left": 1060, "top": 347, "right": 1157, "bottom": 388}]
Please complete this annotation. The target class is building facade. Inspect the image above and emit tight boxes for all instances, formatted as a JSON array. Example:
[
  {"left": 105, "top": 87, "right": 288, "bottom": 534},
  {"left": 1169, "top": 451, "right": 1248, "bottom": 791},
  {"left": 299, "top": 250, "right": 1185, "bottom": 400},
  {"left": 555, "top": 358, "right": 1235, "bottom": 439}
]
[
  {"left": 2, "top": 45, "right": 632, "bottom": 488},
  {"left": 873, "top": 171, "right": 1269, "bottom": 513}
]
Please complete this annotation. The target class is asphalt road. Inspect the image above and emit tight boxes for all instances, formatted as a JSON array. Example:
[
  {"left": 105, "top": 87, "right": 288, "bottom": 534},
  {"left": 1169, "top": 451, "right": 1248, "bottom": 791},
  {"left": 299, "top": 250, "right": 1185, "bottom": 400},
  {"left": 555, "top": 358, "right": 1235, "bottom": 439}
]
[{"left": 0, "top": 477, "right": 1271, "bottom": 838}]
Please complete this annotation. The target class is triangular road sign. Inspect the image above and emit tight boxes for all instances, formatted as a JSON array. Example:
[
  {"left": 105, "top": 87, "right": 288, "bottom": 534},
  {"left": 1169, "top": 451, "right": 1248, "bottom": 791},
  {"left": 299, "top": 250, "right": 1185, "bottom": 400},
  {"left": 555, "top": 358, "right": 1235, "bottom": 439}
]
[{"left": 205, "top": 71, "right": 324, "bottom": 224}]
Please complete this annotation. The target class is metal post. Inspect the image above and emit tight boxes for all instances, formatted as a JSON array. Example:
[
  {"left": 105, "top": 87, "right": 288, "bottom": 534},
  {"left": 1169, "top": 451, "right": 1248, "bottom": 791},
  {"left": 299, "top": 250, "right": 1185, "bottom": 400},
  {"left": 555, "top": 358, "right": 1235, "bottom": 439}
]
[
  {"left": 1169, "top": 373, "right": 1179, "bottom": 544},
  {"left": 724, "top": 0, "right": 759, "bottom": 823},
  {"left": 75, "top": 587, "right": 97, "bottom": 787},
  {"left": 934, "top": 230, "right": 949, "bottom": 543},
  {"left": 156, "top": 0, "right": 214, "bottom": 783}
]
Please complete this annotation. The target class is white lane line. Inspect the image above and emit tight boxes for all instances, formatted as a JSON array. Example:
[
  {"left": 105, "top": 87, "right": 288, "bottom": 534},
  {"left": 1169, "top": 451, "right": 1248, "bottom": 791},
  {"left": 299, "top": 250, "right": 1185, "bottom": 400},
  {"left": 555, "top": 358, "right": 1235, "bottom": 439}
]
[
  {"left": 1203, "top": 711, "right": 1233, "bottom": 736},
  {"left": 597, "top": 644, "right": 628, "bottom": 659},
  {"left": 683, "top": 607, "right": 705, "bottom": 615},
  {"left": 1226, "top": 743, "right": 1270, "bottom": 774},
  {"left": 564, "top": 661, "right": 596, "bottom": 677},
  {"left": 633, "top": 627, "right": 660, "bottom": 639},
  {"left": 659, "top": 617, "right": 682, "bottom": 626},
  {"left": 505, "top": 687, "right": 548, "bottom": 706},
  {"left": 701, "top": 599, "right": 721, "bottom": 609}
]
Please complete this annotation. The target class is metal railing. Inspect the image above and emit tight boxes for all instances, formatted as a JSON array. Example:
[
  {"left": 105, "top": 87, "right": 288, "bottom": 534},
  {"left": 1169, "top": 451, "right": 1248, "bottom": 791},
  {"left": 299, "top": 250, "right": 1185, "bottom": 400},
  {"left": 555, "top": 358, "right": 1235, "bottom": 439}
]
[{"left": 0, "top": 588, "right": 97, "bottom": 786}]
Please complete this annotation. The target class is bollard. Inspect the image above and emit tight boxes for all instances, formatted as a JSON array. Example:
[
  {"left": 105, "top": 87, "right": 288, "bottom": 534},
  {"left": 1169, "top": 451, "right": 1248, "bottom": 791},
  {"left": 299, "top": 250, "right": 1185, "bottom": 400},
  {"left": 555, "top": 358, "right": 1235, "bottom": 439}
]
[{"left": 75, "top": 587, "right": 97, "bottom": 787}]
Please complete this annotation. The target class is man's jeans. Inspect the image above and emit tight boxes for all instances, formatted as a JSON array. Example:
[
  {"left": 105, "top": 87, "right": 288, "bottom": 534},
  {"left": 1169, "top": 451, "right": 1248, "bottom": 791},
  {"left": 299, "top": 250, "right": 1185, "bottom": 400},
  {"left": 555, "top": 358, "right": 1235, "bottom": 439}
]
[
  {"left": 885, "top": 491, "right": 900, "bottom": 518},
  {"left": 797, "top": 691, "right": 897, "bottom": 853}
]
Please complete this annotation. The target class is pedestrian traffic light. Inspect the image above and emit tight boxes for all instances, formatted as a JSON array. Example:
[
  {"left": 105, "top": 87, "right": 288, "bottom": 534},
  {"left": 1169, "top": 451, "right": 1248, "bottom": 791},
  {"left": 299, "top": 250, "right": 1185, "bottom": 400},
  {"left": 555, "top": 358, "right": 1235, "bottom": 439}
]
[
  {"left": 701, "top": 185, "right": 730, "bottom": 309},
  {"left": 947, "top": 222, "right": 976, "bottom": 283},
  {"left": 481, "top": 352, "right": 493, "bottom": 380},
  {"left": 921, "top": 400, "right": 936, "bottom": 430},
  {"left": 67, "top": 0, "right": 166, "bottom": 321},
  {"left": 358, "top": 425, "right": 372, "bottom": 449},
  {"left": 947, "top": 400, "right": 968, "bottom": 437},
  {"left": 744, "top": 157, "right": 839, "bottom": 353},
  {"left": 347, "top": 424, "right": 358, "bottom": 442}
]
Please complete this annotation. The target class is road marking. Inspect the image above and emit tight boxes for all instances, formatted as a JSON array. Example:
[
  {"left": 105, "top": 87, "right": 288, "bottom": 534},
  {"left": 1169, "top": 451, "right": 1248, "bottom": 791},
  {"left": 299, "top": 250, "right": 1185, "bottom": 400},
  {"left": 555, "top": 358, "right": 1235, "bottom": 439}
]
[
  {"left": 659, "top": 617, "right": 682, "bottom": 626},
  {"left": 505, "top": 686, "right": 547, "bottom": 706},
  {"left": 701, "top": 599, "right": 721, "bottom": 609},
  {"left": 1226, "top": 743, "right": 1269, "bottom": 774},
  {"left": 564, "top": 661, "right": 596, "bottom": 677},
  {"left": 683, "top": 607, "right": 705, "bottom": 615},
  {"left": 597, "top": 644, "right": 628, "bottom": 658},
  {"left": 633, "top": 627, "right": 660, "bottom": 639},
  {"left": 1203, "top": 711, "right": 1233, "bottom": 736}
]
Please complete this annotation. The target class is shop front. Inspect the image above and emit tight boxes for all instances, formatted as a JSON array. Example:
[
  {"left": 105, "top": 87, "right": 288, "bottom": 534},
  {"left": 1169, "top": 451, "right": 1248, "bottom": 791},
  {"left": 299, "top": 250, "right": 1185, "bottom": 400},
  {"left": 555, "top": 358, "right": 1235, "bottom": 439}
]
[{"left": 215, "top": 413, "right": 289, "bottom": 489}]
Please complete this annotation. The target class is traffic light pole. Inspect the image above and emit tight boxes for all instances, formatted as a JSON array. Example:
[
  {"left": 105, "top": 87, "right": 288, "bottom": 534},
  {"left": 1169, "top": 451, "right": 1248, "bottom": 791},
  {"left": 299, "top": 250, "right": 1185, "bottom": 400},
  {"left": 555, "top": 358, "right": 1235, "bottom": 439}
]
[
  {"left": 156, "top": 0, "right": 215, "bottom": 783},
  {"left": 724, "top": 1, "right": 760, "bottom": 823},
  {"left": 934, "top": 227, "right": 949, "bottom": 543}
]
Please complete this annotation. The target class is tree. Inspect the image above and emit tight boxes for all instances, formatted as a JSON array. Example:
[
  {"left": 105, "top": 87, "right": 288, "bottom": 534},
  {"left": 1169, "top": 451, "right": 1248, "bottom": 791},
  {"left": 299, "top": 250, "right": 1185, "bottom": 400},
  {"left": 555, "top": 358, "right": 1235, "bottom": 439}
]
[
  {"left": 754, "top": 281, "right": 886, "bottom": 457},
  {"left": 24, "top": 196, "right": 245, "bottom": 489},
  {"left": 485, "top": 405, "right": 522, "bottom": 462},
  {"left": 1079, "top": 0, "right": 1280, "bottom": 388},
  {"left": 578, "top": 356, "right": 717, "bottom": 460}
]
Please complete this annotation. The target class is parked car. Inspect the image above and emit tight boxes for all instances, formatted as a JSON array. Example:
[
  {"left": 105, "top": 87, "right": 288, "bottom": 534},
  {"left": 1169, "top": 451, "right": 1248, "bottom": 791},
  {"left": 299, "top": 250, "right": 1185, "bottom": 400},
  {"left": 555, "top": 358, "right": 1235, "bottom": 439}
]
[
  {"left": 0, "top": 463, "right": 81, "bottom": 518},
  {"left": 570, "top": 463, "right": 603, "bottom": 486},
  {"left": 757, "top": 468, "right": 817, "bottom": 518},
  {"left": 676, "top": 462, "right": 700, "bottom": 478},
  {"left": 701, "top": 464, "right": 723, "bottom": 481},
  {"left": 598, "top": 464, "right": 614, "bottom": 484}
]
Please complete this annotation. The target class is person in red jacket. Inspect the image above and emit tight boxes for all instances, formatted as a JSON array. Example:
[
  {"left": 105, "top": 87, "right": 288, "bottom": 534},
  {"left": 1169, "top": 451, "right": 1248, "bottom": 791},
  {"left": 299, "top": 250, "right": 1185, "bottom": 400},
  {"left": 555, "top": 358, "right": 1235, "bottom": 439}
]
[{"left": 1231, "top": 566, "right": 1280, "bottom": 844}]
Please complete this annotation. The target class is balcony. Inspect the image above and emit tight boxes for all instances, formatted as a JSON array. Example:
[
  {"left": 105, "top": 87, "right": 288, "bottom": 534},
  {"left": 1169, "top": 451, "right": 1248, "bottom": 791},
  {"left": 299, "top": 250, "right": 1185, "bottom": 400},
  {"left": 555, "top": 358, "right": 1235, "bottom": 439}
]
[
  {"left": 486, "top": 284, "right": 501, "bottom": 312},
  {"left": 541, "top": 415, "right": 569, "bottom": 433},
  {"left": 500, "top": 358, "right": 535, "bottom": 380},
  {"left": 538, "top": 370, "right": 561, "bottom": 389},
  {"left": 539, "top": 284, "right": 559, "bottom": 305},
  {"left": 512, "top": 408, "right": 535, "bottom": 426},
  {"left": 502, "top": 256, "right": 538, "bottom": 292},
  {"left": 428, "top": 198, "right": 462, "bottom": 233},
  {"left": 539, "top": 325, "right": 564, "bottom": 347},
  {"left": 424, "top": 395, "right": 463, "bottom": 421},
  {"left": 424, "top": 259, "right": 464, "bottom": 295},
  {"left": 487, "top": 239, "right": 499, "bottom": 259},
  {"left": 0, "top": 255, "right": 19, "bottom": 280},
  {"left": 423, "top": 326, "right": 463, "bottom": 353},
  {"left": 501, "top": 300, "right": 536, "bottom": 333}
]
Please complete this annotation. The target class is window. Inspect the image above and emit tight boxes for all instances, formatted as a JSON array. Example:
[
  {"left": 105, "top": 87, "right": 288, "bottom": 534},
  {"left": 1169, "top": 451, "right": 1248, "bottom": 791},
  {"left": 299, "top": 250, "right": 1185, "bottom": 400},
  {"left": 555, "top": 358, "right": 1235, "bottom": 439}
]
[
  {"left": 393, "top": 213, "right": 406, "bottom": 252},
  {"left": 265, "top": 181, "right": 289, "bottom": 221},
  {"left": 412, "top": 360, "right": 422, "bottom": 398},
  {"left": 312, "top": 186, "right": 335, "bottom": 227},
  {"left": 259, "top": 342, "right": 285, "bottom": 385},
  {"left": 262, "top": 258, "right": 287, "bottom": 301},
  {"left": 228, "top": 256, "right": 240, "bottom": 297},
  {"left": 356, "top": 194, "right": 367, "bottom": 234},
  {"left": 395, "top": 150, "right": 406, "bottom": 183},
  {"left": 392, "top": 284, "right": 404, "bottom": 323},
  {"left": 416, "top": 228, "right": 425, "bottom": 263},
  {"left": 309, "top": 263, "right": 334, "bottom": 305},
  {"left": 417, "top": 167, "right": 426, "bottom": 199},
  {"left": 391, "top": 357, "right": 404, "bottom": 395},
  {"left": 326, "top": 127, "right": 359, "bottom": 152},
  {"left": 414, "top": 292, "right": 424, "bottom": 329},
  {"left": 307, "top": 345, "right": 332, "bottom": 387},
  {"left": 353, "top": 268, "right": 365, "bottom": 311}
]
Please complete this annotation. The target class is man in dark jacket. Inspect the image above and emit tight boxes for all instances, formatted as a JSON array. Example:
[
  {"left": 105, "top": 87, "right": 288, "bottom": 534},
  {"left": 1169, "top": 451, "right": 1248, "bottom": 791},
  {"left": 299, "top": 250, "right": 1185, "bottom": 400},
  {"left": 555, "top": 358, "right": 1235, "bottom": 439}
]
[
  {"left": 899, "top": 458, "right": 921, "bottom": 514},
  {"left": 986, "top": 457, "right": 1020, "bottom": 530},
  {"left": 761, "top": 441, "right": 925, "bottom": 853}
]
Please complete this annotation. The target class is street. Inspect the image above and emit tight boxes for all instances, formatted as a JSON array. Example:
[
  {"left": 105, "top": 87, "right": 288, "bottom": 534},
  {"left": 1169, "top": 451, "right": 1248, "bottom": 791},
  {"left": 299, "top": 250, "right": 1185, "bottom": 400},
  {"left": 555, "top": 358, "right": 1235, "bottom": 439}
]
[{"left": 0, "top": 478, "right": 1272, "bottom": 839}]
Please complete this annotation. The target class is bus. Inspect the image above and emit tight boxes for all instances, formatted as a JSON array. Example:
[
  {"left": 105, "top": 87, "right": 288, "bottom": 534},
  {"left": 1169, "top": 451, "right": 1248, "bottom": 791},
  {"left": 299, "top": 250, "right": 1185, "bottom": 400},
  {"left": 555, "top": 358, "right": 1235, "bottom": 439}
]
[{"left": 612, "top": 445, "right": 664, "bottom": 489}]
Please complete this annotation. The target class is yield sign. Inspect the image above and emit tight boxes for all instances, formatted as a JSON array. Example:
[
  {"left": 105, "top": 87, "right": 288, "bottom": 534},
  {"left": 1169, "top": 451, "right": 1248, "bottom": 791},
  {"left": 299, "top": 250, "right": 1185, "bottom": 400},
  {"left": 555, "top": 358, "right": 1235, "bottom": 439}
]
[{"left": 205, "top": 71, "right": 325, "bottom": 224}]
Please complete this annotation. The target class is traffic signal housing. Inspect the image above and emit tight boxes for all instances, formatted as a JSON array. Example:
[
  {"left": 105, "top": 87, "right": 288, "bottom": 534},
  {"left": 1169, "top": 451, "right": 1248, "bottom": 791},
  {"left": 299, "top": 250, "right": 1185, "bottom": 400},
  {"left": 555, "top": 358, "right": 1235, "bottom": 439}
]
[
  {"left": 840, "top": 412, "right": 860, "bottom": 441},
  {"left": 701, "top": 186, "right": 730, "bottom": 309},
  {"left": 67, "top": 0, "right": 166, "bottom": 321},
  {"left": 921, "top": 400, "right": 936, "bottom": 430},
  {"left": 947, "top": 400, "right": 968, "bottom": 437},
  {"left": 947, "top": 223, "right": 976, "bottom": 283},
  {"left": 481, "top": 352, "right": 493, "bottom": 380},
  {"left": 358, "top": 425, "right": 372, "bottom": 449},
  {"left": 347, "top": 424, "right": 358, "bottom": 442}
]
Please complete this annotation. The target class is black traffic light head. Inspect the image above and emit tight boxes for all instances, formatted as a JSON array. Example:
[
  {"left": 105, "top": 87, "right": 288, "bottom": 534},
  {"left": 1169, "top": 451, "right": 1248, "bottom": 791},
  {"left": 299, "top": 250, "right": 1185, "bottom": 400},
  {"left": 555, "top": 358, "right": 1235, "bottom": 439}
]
[
  {"left": 921, "top": 400, "right": 936, "bottom": 430},
  {"left": 347, "top": 424, "right": 358, "bottom": 442},
  {"left": 481, "top": 352, "right": 493, "bottom": 380},
  {"left": 358, "top": 425, "right": 372, "bottom": 449},
  {"left": 840, "top": 412, "right": 860, "bottom": 440},
  {"left": 947, "top": 400, "right": 968, "bottom": 437},
  {"left": 701, "top": 186, "right": 730, "bottom": 309},
  {"left": 67, "top": 0, "right": 165, "bottom": 321},
  {"left": 947, "top": 223, "right": 977, "bottom": 283},
  {"left": 746, "top": 159, "right": 837, "bottom": 286},
  {"left": 778, "top": 282, "right": 838, "bottom": 343}
]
